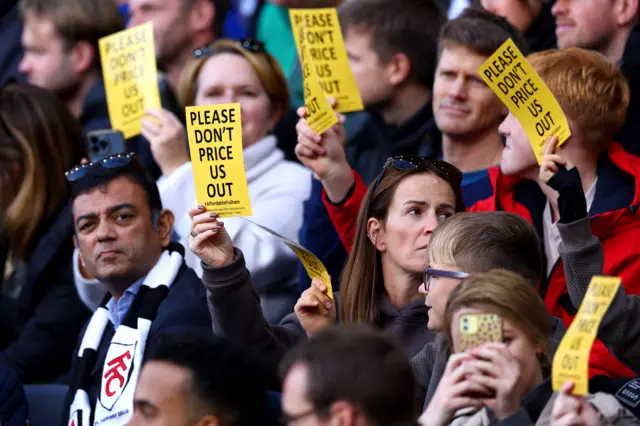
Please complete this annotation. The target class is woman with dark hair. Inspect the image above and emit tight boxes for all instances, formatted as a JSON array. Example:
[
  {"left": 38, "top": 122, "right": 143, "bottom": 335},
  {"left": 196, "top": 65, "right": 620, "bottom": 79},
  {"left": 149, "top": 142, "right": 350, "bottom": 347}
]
[
  {"left": 0, "top": 83, "right": 90, "bottom": 383},
  {"left": 188, "top": 155, "right": 464, "bottom": 381}
]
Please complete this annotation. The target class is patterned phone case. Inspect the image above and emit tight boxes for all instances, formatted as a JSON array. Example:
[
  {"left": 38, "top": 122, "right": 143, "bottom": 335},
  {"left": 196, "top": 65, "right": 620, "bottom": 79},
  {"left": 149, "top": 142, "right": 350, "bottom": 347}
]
[{"left": 458, "top": 313, "right": 503, "bottom": 352}]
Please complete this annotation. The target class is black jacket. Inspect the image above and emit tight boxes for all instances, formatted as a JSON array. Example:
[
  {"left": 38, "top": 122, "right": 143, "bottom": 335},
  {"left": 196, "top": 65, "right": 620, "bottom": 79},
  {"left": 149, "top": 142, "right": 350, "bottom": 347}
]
[
  {"left": 0, "top": 3, "right": 25, "bottom": 87},
  {"left": 524, "top": 0, "right": 557, "bottom": 53},
  {"left": 0, "top": 203, "right": 91, "bottom": 384},
  {"left": 0, "top": 365, "right": 29, "bottom": 426},
  {"left": 617, "top": 24, "right": 640, "bottom": 157},
  {"left": 61, "top": 263, "right": 212, "bottom": 425}
]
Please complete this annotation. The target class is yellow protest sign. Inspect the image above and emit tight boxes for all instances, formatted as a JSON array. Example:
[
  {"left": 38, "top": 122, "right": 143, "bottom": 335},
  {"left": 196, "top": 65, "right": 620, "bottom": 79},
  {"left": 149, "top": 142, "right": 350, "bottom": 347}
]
[
  {"left": 300, "top": 30, "right": 339, "bottom": 135},
  {"left": 241, "top": 218, "right": 333, "bottom": 299},
  {"left": 478, "top": 38, "right": 571, "bottom": 164},
  {"left": 552, "top": 276, "right": 621, "bottom": 395},
  {"left": 185, "top": 103, "right": 252, "bottom": 217},
  {"left": 99, "top": 23, "right": 161, "bottom": 139},
  {"left": 290, "top": 8, "right": 364, "bottom": 113}
]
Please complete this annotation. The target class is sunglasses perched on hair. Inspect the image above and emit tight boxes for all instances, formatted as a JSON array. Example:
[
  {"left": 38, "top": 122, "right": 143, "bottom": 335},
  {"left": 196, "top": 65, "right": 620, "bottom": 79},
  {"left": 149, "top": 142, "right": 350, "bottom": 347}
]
[
  {"left": 423, "top": 268, "right": 469, "bottom": 292},
  {"left": 65, "top": 152, "right": 136, "bottom": 182},
  {"left": 369, "top": 156, "right": 463, "bottom": 198},
  {"left": 193, "top": 39, "right": 266, "bottom": 58}
]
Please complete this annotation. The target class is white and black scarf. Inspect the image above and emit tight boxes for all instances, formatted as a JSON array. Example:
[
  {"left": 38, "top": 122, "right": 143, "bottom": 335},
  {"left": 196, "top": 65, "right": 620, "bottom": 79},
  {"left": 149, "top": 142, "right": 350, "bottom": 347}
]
[{"left": 68, "top": 247, "right": 184, "bottom": 426}]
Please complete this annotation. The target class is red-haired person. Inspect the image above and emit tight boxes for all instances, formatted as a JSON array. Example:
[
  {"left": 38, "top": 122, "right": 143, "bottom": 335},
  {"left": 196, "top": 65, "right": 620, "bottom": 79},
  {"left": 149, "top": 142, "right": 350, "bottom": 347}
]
[{"left": 471, "top": 47, "right": 640, "bottom": 380}]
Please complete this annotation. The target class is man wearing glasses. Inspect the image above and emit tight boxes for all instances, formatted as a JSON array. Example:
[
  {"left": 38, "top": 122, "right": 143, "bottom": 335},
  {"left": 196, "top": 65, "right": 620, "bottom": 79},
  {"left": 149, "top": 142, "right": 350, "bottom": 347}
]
[
  {"left": 411, "top": 211, "right": 555, "bottom": 413},
  {"left": 62, "top": 154, "right": 210, "bottom": 426}
]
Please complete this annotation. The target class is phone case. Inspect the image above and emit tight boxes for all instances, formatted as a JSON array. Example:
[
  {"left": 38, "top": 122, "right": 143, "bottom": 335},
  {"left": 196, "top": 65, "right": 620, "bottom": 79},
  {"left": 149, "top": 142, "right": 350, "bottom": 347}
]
[
  {"left": 87, "top": 130, "right": 127, "bottom": 162},
  {"left": 458, "top": 313, "right": 503, "bottom": 352}
]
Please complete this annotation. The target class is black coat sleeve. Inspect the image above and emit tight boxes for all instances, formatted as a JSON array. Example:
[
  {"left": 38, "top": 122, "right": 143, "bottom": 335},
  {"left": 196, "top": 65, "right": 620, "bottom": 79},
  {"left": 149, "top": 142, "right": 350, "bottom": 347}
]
[
  {"left": 0, "top": 255, "right": 91, "bottom": 384},
  {"left": 0, "top": 366, "right": 29, "bottom": 426}
]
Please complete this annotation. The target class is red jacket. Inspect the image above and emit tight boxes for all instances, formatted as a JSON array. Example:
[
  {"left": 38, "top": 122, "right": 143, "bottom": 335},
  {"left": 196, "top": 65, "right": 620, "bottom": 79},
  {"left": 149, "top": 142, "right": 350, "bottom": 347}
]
[
  {"left": 323, "top": 170, "right": 368, "bottom": 253},
  {"left": 470, "top": 142, "right": 640, "bottom": 379}
]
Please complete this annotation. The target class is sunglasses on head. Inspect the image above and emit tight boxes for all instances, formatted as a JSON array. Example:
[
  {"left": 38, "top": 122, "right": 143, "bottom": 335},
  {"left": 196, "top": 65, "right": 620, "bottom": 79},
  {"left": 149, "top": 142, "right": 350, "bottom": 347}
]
[
  {"left": 65, "top": 152, "right": 136, "bottom": 183},
  {"left": 193, "top": 39, "right": 266, "bottom": 59},
  {"left": 369, "top": 156, "right": 463, "bottom": 197}
]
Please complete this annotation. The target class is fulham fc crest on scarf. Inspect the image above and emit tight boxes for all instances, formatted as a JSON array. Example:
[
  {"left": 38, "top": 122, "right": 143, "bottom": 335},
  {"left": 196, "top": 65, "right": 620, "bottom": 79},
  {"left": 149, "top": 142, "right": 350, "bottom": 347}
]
[{"left": 99, "top": 341, "right": 137, "bottom": 411}]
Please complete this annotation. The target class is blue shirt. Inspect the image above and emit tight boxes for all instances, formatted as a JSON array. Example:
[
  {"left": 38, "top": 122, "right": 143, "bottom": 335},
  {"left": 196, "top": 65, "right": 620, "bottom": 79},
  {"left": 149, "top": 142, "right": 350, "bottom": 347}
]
[{"left": 106, "top": 278, "right": 144, "bottom": 329}]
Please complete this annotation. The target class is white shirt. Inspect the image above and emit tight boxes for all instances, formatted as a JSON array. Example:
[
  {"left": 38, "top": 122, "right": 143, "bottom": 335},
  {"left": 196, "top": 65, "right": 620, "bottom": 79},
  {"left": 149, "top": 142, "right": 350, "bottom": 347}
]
[
  {"left": 158, "top": 135, "right": 312, "bottom": 290},
  {"left": 543, "top": 177, "right": 598, "bottom": 276}
]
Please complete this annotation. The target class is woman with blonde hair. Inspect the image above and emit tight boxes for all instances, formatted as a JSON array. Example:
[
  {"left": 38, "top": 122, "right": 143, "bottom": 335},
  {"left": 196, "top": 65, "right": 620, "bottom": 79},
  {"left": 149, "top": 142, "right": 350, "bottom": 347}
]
[
  {"left": 0, "top": 83, "right": 90, "bottom": 383},
  {"left": 419, "top": 269, "right": 638, "bottom": 426},
  {"left": 138, "top": 39, "right": 311, "bottom": 323}
]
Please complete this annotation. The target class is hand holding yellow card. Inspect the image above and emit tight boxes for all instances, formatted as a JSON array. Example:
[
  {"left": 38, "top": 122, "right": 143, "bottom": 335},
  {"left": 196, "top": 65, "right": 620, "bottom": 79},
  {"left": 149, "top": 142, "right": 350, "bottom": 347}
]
[
  {"left": 478, "top": 38, "right": 571, "bottom": 164},
  {"left": 99, "top": 22, "right": 161, "bottom": 139},
  {"left": 552, "top": 276, "right": 621, "bottom": 395},
  {"left": 299, "top": 28, "right": 339, "bottom": 135},
  {"left": 290, "top": 8, "right": 363, "bottom": 113},
  {"left": 185, "top": 103, "right": 252, "bottom": 217},
  {"left": 240, "top": 218, "right": 333, "bottom": 299}
]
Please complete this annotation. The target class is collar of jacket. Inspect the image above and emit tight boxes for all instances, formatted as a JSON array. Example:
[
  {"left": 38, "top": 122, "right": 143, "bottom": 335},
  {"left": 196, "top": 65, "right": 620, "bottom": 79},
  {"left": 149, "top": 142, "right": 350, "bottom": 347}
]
[
  {"left": 479, "top": 142, "right": 640, "bottom": 241},
  {"left": 377, "top": 296, "right": 428, "bottom": 327},
  {"left": 368, "top": 100, "right": 441, "bottom": 156}
]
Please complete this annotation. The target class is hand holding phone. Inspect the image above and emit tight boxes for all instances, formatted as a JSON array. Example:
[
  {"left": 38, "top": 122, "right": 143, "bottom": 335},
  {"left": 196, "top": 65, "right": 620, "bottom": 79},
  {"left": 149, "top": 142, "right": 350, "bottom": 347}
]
[
  {"left": 86, "top": 129, "right": 127, "bottom": 162},
  {"left": 465, "top": 343, "right": 523, "bottom": 420}
]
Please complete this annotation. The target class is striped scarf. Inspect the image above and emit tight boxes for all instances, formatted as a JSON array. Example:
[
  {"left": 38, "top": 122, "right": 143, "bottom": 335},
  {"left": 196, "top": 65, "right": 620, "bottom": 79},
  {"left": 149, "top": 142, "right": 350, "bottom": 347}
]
[{"left": 68, "top": 248, "right": 183, "bottom": 426}]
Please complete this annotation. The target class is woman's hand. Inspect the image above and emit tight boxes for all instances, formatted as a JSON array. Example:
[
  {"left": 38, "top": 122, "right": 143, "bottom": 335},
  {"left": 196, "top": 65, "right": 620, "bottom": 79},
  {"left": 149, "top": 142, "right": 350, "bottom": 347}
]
[
  {"left": 294, "top": 103, "right": 354, "bottom": 203},
  {"left": 465, "top": 343, "right": 522, "bottom": 420},
  {"left": 294, "top": 278, "right": 336, "bottom": 337},
  {"left": 141, "top": 108, "right": 190, "bottom": 177},
  {"left": 418, "top": 353, "right": 486, "bottom": 426},
  {"left": 188, "top": 206, "right": 235, "bottom": 267},
  {"left": 551, "top": 382, "right": 601, "bottom": 426}
]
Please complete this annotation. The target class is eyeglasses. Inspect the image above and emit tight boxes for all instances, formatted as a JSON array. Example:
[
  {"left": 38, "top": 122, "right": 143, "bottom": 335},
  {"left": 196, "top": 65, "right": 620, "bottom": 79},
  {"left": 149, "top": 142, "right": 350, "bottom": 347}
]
[
  {"left": 423, "top": 267, "right": 469, "bottom": 292},
  {"left": 280, "top": 407, "right": 317, "bottom": 425},
  {"left": 65, "top": 152, "right": 136, "bottom": 182},
  {"left": 369, "top": 156, "right": 463, "bottom": 205},
  {"left": 193, "top": 39, "right": 266, "bottom": 59}
]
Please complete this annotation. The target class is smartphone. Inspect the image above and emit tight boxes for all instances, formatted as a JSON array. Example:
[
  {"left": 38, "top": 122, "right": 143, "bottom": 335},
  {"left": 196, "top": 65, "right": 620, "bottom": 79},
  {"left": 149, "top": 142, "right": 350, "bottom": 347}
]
[
  {"left": 458, "top": 313, "right": 502, "bottom": 399},
  {"left": 87, "top": 129, "right": 127, "bottom": 162},
  {"left": 457, "top": 313, "right": 503, "bottom": 353}
]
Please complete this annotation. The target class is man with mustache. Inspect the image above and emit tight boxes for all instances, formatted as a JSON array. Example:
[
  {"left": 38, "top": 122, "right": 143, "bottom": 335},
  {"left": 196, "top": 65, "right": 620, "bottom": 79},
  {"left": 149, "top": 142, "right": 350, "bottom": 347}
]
[
  {"left": 62, "top": 155, "right": 211, "bottom": 426},
  {"left": 551, "top": 0, "right": 640, "bottom": 156}
]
